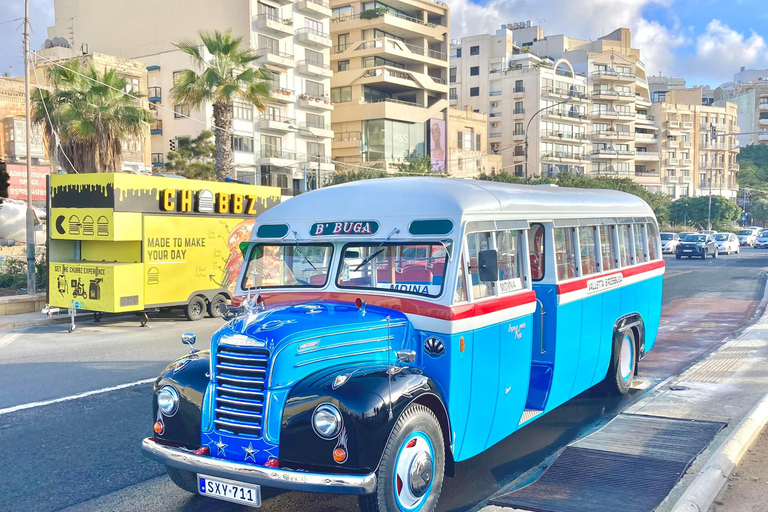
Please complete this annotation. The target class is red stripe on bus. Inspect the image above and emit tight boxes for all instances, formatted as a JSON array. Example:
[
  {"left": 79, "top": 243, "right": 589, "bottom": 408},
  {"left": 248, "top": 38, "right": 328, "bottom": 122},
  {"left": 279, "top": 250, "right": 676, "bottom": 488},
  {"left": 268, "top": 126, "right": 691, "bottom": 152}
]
[
  {"left": 233, "top": 289, "right": 537, "bottom": 321},
  {"left": 556, "top": 259, "right": 665, "bottom": 295}
]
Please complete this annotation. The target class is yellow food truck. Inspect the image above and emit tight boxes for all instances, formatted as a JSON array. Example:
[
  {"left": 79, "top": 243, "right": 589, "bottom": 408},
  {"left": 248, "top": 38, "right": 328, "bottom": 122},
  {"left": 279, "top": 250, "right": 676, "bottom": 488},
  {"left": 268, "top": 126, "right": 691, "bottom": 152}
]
[{"left": 47, "top": 173, "right": 280, "bottom": 327}]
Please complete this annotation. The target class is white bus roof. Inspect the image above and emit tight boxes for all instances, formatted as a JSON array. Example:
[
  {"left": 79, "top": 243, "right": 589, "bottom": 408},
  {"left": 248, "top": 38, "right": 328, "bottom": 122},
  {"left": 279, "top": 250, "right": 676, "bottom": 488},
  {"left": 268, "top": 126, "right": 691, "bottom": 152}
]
[{"left": 255, "top": 178, "right": 656, "bottom": 239}]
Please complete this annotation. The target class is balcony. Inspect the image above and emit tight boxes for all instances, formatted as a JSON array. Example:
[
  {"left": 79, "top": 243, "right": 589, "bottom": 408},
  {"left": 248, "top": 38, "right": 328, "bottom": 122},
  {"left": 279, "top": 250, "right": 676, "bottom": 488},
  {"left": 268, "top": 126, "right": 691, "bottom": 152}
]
[
  {"left": 258, "top": 148, "right": 298, "bottom": 166},
  {"left": 253, "top": 14, "right": 294, "bottom": 37},
  {"left": 331, "top": 11, "right": 446, "bottom": 42},
  {"left": 295, "top": 27, "right": 332, "bottom": 48},
  {"left": 617, "top": 110, "right": 635, "bottom": 119},
  {"left": 513, "top": 87, "right": 525, "bottom": 97},
  {"left": 150, "top": 120, "right": 163, "bottom": 135},
  {"left": 296, "top": 0, "right": 331, "bottom": 17},
  {"left": 546, "top": 108, "right": 588, "bottom": 121},
  {"left": 541, "top": 151, "right": 587, "bottom": 162},
  {"left": 542, "top": 130, "right": 588, "bottom": 142},
  {"left": 666, "top": 120, "right": 680, "bottom": 129},
  {"left": 761, "top": 118, "right": 768, "bottom": 127},
  {"left": 256, "top": 47, "right": 295, "bottom": 68},
  {"left": 635, "top": 133, "right": 657, "bottom": 142},
  {"left": 296, "top": 59, "right": 333, "bottom": 78},
  {"left": 590, "top": 69, "right": 636, "bottom": 81},
  {"left": 543, "top": 87, "right": 589, "bottom": 101},
  {"left": 256, "top": 115, "right": 295, "bottom": 132},
  {"left": 591, "top": 149, "right": 617, "bottom": 158},
  {"left": 512, "top": 109, "right": 525, "bottom": 118},
  {"left": 490, "top": 132, "right": 502, "bottom": 140},
  {"left": 271, "top": 87, "right": 296, "bottom": 103},
  {"left": 682, "top": 158, "right": 692, "bottom": 166},
  {"left": 683, "top": 121, "right": 694, "bottom": 129},
  {"left": 759, "top": 132, "right": 768, "bottom": 142},
  {"left": 298, "top": 121, "right": 333, "bottom": 139},
  {"left": 269, "top": 0, "right": 295, "bottom": 5},
  {"left": 591, "top": 88, "right": 619, "bottom": 100},
  {"left": 148, "top": 86, "right": 161, "bottom": 103},
  {"left": 635, "top": 170, "right": 660, "bottom": 178},
  {"left": 490, "top": 90, "right": 502, "bottom": 96},
  {"left": 665, "top": 140, "right": 680, "bottom": 149},
  {"left": 635, "top": 113, "right": 654, "bottom": 123},
  {"left": 512, "top": 131, "right": 525, "bottom": 141},
  {"left": 333, "top": 37, "right": 447, "bottom": 65},
  {"left": 635, "top": 151, "right": 660, "bottom": 160},
  {"left": 666, "top": 175, "right": 679, "bottom": 183},
  {"left": 667, "top": 158, "right": 680, "bottom": 166},
  {"left": 298, "top": 93, "right": 333, "bottom": 110},
  {"left": 151, "top": 153, "right": 164, "bottom": 167},
  {"left": 592, "top": 109, "right": 619, "bottom": 120},
  {"left": 760, "top": 102, "right": 768, "bottom": 112}
]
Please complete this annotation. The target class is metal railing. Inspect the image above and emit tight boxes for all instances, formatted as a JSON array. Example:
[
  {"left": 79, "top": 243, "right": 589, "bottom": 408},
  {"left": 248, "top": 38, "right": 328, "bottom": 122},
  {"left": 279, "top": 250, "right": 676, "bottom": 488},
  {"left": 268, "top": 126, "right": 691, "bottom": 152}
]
[
  {"left": 542, "top": 130, "right": 588, "bottom": 140},
  {"left": 331, "top": 11, "right": 441, "bottom": 29},
  {"left": 490, "top": 90, "right": 502, "bottom": 96},
  {"left": 257, "top": 47, "right": 294, "bottom": 59},
  {"left": 254, "top": 13, "right": 293, "bottom": 26},
  {"left": 513, "top": 108, "right": 525, "bottom": 115},
  {"left": 334, "top": 131, "right": 361, "bottom": 141},
  {"left": 302, "top": 0, "right": 329, "bottom": 7},
  {"left": 300, "top": 120, "right": 331, "bottom": 130},
  {"left": 636, "top": 113, "right": 654, "bottom": 121},
  {"left": 297, "top": 59, "right": 330, "bottom": 69},
  {"left": 150, "top": 120, "right": 163, "bottom": 133},
  {"left": 151, "top": 153, "right": 164, "bottom": 165},
  {"left": 148, "top": 86, "right": 161, "bottom": 100},
  {"left": 295, "top": 27, "right": 330, "bottom": 39},
  {"left": 513, "top": 86, "right": 525, "bottom": 93},
  {"left": 489, "top": 132, "right": 502, "bottom": 138},
  {"left": 361, "top": 67, "right": 414, "bottom": 81},
  {"left": 259, "top": 148, "right": 297, "bottom": 160},
  {"left": 370, "top": 97, "right": 423, "bottom": 107},
  {"left": 258, "top": 115, "right": 295, "bottom": 124}
]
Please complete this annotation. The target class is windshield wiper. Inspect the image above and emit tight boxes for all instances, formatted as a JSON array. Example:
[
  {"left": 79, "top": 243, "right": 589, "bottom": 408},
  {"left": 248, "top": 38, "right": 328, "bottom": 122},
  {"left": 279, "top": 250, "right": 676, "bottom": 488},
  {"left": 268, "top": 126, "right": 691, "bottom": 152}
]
[
  {"left": 353, "top": 228, "right": 400, "bottom": 272},
  {"left": 292, "top": 231, "right": 316, "bottom": 271}
]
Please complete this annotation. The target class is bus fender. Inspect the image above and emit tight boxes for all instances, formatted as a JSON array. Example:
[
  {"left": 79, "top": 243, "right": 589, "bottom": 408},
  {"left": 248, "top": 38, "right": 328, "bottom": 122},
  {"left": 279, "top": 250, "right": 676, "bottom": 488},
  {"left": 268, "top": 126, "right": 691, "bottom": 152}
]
[{"left": 613, "top": 313, "right": 646, "bottom": 361}]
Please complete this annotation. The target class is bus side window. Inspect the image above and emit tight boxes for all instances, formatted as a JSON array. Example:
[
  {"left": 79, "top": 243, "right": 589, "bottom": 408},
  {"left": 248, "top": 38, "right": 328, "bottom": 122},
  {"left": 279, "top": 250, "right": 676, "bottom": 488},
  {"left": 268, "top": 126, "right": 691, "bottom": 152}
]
[
  {"left": 617, "top": 225, "right": 632, "bottom": 267},
  {"left": 528, "top": 223, "right": 545, "bottom": 281},
  {"left": 632, "top": 224, "right": 646, "bottom": 263},
  {"left": 554, "top": 227, "right": 578, "bottom": 280},
  {"left": 599, "top": 225, "right": 617, "bottom": 271},
  {"left": 496, "top": 230, "right": 523, "bottom": 291},
  {"left": 578, "top": 226, "right": 598, "bottom": 276},
  {"left": 467, "top": 231, "right": 495, "bottom": 299},
  {"left": 646, "top": 223, "right": 659, "bottom": 260}
]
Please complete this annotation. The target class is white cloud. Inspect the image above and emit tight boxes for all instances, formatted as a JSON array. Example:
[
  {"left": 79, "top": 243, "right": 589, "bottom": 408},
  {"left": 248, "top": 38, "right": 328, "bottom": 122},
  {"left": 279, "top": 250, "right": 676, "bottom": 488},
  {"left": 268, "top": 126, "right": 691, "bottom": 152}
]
[
  {"left": 689, "top": 20, "right": 768, "bottom": 81},
  {"left": 448, "top": 0, "right": 688, "bottom": 77}
]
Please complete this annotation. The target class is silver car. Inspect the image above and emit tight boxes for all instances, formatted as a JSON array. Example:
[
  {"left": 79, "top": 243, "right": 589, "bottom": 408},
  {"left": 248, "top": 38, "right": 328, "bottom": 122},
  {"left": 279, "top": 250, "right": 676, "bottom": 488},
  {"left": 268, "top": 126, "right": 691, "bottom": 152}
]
[
  {"left": 660, "top": 232, "right": 680, "bottom": 254},
  {"left": 737, "top": 229, "right": 758, "bottom": 247}
]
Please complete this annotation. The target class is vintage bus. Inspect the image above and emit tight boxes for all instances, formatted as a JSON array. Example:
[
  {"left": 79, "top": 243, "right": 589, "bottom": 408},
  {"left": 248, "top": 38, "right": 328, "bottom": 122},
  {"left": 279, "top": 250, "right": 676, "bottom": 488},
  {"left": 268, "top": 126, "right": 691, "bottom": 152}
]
[{"left": 142, "top": 178, "right": 664, "bottom": 512}]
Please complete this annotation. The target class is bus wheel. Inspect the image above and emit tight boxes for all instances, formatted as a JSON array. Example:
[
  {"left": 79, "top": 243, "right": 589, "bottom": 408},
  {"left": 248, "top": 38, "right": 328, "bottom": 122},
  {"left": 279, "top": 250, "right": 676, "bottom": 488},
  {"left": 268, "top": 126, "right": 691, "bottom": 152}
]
[
  {"left": 207, "top": 294, "right": 227, "bottom": 318},
  {"left": 358, "top": 404, "right": 445, "bottom": 512},
  {"left": 184, "top": 296, "right": 206, "bottom": 321},
  {"left": 605, "top": 329, "right": 636, "bottom": 396}
]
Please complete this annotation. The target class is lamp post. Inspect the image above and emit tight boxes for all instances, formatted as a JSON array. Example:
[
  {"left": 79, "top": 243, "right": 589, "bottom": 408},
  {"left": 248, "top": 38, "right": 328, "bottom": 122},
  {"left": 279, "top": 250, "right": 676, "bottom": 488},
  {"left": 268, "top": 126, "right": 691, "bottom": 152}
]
[
  {"left": 524, "top": 96, "right": 572, "bottom": 182},
  {"left": 289, "top": 124, "right": 321, "bottom": 192},
  {"left": 23, "top": 0, "right": 36, "bottom": 293}
]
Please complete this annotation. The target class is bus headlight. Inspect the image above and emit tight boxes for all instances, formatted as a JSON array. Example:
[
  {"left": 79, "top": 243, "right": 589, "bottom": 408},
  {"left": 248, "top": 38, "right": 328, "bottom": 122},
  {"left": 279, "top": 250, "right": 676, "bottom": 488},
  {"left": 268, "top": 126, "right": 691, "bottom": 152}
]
[
  {"left": 312, "top": 404, "right": 342, "bottom": 439},
  {"left": 157, "top": 386, "right": 179, "bottom": 417}
]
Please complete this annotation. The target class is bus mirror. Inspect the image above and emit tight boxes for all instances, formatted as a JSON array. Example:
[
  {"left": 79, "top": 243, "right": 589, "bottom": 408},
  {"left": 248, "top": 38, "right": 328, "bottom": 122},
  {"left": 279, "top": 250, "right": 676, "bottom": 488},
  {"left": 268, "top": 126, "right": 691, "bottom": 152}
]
[
  {"left": 478, "top": 250, "right": 499, "bottom": 282},
  {"left": 239, "top": 242, "right": 249, "bottom": 257}
]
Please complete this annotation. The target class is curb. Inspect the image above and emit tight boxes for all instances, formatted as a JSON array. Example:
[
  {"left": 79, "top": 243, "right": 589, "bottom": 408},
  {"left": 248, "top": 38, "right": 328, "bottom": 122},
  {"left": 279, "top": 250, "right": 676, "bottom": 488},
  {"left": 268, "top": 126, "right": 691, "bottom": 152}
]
[
  {"left": 669, "top": 391, "right": 768, "bottom": 512},
  {"left": 0, "top": 313, "right": 94, "bottom": 330}
]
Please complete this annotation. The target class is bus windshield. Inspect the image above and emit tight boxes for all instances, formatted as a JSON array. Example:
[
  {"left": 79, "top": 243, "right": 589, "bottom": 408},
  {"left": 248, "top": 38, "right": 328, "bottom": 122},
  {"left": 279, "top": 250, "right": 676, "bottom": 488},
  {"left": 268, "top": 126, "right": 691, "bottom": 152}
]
[
  {"left": 242, "top": 244, "right": 334, "bottom": 289},
  {"left": 337, "top": 242, "right": 450, "bottom": 297}
]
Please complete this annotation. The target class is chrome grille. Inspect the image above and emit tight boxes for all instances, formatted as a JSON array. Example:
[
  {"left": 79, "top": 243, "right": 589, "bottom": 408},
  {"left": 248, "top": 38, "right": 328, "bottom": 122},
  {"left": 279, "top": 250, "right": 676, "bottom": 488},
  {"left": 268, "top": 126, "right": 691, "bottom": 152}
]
[{"left": 214, "top": 345, "right": 269, "bottom": 437}]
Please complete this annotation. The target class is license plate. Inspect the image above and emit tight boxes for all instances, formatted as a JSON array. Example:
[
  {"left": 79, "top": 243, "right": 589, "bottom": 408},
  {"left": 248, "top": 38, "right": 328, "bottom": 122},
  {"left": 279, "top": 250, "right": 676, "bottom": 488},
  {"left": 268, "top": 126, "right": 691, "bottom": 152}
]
[
  {"left": 198, "top": 474, "right": 261, "bottom": 507},
  {"left": 683, "top": 250, "right": 692, "bottom": 253}
]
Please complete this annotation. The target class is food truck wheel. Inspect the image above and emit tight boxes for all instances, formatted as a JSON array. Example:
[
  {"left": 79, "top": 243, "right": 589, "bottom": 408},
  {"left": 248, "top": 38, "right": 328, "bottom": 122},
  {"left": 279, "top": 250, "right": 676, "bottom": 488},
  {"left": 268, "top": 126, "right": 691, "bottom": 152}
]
[
  {"left": 184, "top": 296, "right": 206, "bottom": 321},
  {"left": 605, "top": 328, "right": 637, "bottom": 396},
  {"left": 359, "top": 404, "right": 444, "bottom": 512},
  {"left": 207, "top": 294, "right": 227, "bottom": 318},
  {"left": 165, "top": 466, "right": 198, "bottom": 494}
]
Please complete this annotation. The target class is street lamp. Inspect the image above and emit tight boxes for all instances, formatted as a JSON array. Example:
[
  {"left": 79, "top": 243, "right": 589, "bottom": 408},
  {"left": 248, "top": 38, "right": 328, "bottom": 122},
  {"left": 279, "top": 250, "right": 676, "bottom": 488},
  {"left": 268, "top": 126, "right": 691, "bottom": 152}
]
[
  {"left": 524, "top": 96, "right": 572, "bottom": 182},
  {"left": 289, "top": 124, "right": 321, "bottom": 192}
]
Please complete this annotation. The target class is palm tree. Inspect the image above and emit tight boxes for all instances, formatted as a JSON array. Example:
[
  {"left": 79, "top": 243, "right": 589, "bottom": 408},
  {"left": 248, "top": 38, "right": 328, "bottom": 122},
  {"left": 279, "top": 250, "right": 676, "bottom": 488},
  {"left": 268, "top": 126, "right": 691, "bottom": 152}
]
[
  {"left": 31, "top": 59, "right": 153, "bottom": 173},
  {"left": 172, "top": 29, "right": 272, "bottom": 180}
]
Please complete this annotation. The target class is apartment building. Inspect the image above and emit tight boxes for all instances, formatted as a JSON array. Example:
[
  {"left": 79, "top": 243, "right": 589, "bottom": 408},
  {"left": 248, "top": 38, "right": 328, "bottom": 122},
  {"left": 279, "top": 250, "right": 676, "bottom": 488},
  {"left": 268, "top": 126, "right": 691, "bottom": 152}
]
[
  {"left": 721, "top": 80, "right": 768, "bottom": 147},
  {"left": 448, "top": 107, "right": 501, "bottom": 177},
  {"left": 652, "top": 90, "right": 739, "bottom": 199},
  {"left": 329, "top": 0, "right": 450, "bottom": 172},
  {"left": 530, "top": 28, "right": 662, "bottom": 188},
  {"left": 48, "top": 0, "right": 333, "bottom": 195},
  {"left": 450, "top": 27, "right": 590, "bottom": 177}
]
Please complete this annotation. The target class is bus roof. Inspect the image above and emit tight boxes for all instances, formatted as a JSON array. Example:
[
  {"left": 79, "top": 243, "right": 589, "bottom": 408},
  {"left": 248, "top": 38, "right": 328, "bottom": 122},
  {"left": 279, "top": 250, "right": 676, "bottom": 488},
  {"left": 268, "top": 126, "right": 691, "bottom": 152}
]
[{"left": 255, "top": 178, "right": 656, "bottom": 238}]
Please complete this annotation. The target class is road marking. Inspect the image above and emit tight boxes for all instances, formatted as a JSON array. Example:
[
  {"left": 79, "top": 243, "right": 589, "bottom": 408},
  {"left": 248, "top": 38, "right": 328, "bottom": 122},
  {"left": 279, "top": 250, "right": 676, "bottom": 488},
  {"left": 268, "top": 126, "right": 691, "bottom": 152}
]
[
  {"left": 0, "top": 378, "right": 156, "bottom": 416},
  {"left": 0, "top": 332, "right": 22, "bottom": 350}
]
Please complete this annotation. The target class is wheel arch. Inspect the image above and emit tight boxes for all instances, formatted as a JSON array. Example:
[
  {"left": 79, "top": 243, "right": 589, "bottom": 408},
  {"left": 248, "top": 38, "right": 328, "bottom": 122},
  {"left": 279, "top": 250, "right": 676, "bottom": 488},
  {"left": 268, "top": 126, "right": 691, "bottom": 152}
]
[
  {"left": 613, "top": 312, "right": 646, "bottom": 363},
  {"left": 410, "top": 392, "right": 455, "bottom": 477}
]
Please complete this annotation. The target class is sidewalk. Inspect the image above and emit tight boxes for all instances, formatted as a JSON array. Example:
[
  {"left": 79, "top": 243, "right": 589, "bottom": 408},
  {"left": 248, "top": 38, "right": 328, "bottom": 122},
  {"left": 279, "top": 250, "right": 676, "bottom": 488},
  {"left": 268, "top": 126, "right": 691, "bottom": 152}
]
[
  {"left": 0, "top": 309, "right": 95, "bottom": 331},
  {"left": 708, "top": 425, "right": 768, "bottom": 512},
  {"left": 479, "top": 293, "right": 768, "bottom": 512}
]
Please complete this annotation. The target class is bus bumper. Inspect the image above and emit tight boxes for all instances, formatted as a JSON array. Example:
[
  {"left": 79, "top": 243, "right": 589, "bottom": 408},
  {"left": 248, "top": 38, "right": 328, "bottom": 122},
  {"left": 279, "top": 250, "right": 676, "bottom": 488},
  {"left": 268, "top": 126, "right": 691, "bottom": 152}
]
[{"left": 142, "top": 437, "right": 377, "bottom": 495}]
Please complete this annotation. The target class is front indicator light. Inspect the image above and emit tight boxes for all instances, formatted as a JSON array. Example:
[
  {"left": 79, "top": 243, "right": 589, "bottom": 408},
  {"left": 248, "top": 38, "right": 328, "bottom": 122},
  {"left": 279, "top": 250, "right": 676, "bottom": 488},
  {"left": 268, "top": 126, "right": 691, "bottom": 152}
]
[
  {"left": 333, "top": 447, "right": 347, "bottom": 463},
  {"left": 194, "top": 446, "right": 210, "bottom": 456},
  {"left": 313, "top": 404, "right": 342, "bottom": 439},
  {"left": 154, "top": 419, "right": 164, "bottom": 435}
]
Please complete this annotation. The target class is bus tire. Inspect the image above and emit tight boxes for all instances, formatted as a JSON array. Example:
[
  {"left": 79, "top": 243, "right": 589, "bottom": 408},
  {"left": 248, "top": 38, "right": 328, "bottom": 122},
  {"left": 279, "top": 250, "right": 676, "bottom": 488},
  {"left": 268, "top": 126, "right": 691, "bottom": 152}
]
[
  {"left": 166, "top": 465, "right": 198, "bottom": 493},
  {"left": 207, "top": 294, "right": 227, "bottom": 318},
  {"left": 184, "top": 296, "right": 206, "bottom": 321},
  {"left": 605, "top": 328, "right": 636, "bottom": 396},
  {"left": 358, "top": 404, "right": 445, "bottom": 512}
]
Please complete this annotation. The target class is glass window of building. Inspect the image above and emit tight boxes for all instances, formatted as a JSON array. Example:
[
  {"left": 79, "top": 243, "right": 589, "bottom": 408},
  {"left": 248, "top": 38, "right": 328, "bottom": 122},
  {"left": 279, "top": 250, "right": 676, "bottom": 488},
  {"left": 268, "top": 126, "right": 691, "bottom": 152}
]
[
  {"left": 470, "top": 87, "right": 479, "bottom": 97},
  {"left": 306, "top": 49, "right": 324, "bottom": 66},
  {"left": 469, "top": 45, "right": 480, "bottom": 56},
  {"left": 450, "top": 68, "right": 457, "bottom": 83},
  {"left": 234, "top": 101, "right": 253, "bottom": 121},
  {"left": 450, "top": 88, "right": 457, "bottom": 100},
  {"left": 338, "top": 60, "right": 350, "bottom": 72},
  {"left": 331, "top": 86, "right": 352, "bottom": 103},
  {"left": 232, "top": 136, "right": 254, "bottom": 153},
  {"left": 305, "top": 80, "right": 324, "bottom": 96},
  {"left": 470, "top": 66, "right": 479, "bottom": 76},
  {"left": 305, "top": 17, "right": 324, "bottom": 35},
  {"left": 260, "top": 135, "right": 281, "bottom": 157},
  {"left": 306, "top": 113, "right": 325, "bottom": 128}
]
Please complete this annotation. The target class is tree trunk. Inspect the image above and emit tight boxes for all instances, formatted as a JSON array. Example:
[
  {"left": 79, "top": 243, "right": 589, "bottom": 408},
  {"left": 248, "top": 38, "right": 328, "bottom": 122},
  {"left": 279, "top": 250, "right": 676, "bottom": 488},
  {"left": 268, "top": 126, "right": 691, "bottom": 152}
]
[{"left": 213, "top": 101, "right": 234, "bottom": 181}]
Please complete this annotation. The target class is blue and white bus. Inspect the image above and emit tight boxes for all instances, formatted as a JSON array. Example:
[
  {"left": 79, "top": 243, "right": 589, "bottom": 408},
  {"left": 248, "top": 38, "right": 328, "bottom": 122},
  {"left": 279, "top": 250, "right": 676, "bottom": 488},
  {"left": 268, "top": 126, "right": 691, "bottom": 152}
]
[{"left": 143, "top": 178, "right": 664, "bottom": 512}]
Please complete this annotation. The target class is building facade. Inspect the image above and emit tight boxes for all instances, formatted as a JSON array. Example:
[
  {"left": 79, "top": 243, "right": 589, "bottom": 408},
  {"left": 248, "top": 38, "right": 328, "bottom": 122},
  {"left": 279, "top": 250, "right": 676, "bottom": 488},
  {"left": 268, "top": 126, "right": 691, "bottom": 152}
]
[
  {"left": 447, "top": 107, "right": 501, "bottom": 177},
  {"left": 721, "top": 80, "right": 768, "bottom": 147},
  {"left": 450, "top": 28, "right": 590, "bottom": 177},
  {"left": 329, "top": 0, "right": 450, "bottom": 173},
  {"left": 652, "top": 96, "right": 739, "bottom": 200},
  {"left": 48, "top": 0, "right": 334, "bottom": 195}
]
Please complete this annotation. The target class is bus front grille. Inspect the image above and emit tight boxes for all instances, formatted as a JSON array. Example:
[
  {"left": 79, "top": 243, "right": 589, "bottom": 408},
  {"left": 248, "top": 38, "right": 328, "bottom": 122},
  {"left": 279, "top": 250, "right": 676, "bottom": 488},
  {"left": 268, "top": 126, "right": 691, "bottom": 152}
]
[{"left": 214, "top": 345, "right": 269, "bottom": 437}]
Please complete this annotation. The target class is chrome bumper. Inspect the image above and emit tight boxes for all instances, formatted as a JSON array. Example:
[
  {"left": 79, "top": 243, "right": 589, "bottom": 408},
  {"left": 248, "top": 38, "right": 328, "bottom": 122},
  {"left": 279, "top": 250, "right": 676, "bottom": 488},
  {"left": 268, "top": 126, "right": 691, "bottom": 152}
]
[{"left": 142, "top": 437, "right": 377, "bottom": 495}]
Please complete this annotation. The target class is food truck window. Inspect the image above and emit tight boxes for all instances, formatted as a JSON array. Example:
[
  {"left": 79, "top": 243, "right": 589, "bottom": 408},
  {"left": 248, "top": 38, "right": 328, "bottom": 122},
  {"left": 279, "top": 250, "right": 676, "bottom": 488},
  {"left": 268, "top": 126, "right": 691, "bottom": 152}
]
[
  {"left": 242, "top": 244, "right": 333, "bottom": 289},
  {"left": 337, "top": 242, "right": 450, "bottom": 298}
]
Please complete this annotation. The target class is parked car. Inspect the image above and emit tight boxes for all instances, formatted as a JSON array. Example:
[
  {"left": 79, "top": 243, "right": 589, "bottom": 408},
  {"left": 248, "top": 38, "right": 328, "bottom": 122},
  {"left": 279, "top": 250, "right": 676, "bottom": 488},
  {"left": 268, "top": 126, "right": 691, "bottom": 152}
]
[
  {"left": 755, "top": 230, "right": 768, "bottom": 249},
  {"left": 660, "top": 232, "right": 680, "bottom": 253},
  {"left": 715, "top": 233, "right": 740, "bottom": 255},
  {"left": 699, "top": 229, "right": 717, "bottom": 235},
  {"left": 676, "top": 233, "right": 718, "bottom": 259},
  {"left": 678, "top": 231, "right": 696, "bottom": 240},
  {"left": 737, "top": 229, "right": 758, "bottom": 247}
]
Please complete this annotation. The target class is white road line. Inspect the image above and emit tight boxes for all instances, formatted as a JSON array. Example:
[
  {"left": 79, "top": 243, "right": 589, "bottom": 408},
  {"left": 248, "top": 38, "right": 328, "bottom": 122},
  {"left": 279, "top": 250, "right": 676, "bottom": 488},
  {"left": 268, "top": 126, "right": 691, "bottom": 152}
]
[
  {"left": 0, "top": 332, "right": 22, "bottom": 350},
  {"left": 0, "top": 378, "right": 156, "bottom": 416}
]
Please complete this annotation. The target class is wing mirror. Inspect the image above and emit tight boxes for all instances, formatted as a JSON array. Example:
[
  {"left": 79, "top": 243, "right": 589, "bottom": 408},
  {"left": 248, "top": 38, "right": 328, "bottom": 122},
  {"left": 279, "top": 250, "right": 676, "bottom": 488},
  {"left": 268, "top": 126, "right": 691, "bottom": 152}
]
[
  {"left": 182, "top": 333, "right": 197, "bottom": 354},
  {"left": 477, "top": 249, "right": 499, "bottom": 282}
]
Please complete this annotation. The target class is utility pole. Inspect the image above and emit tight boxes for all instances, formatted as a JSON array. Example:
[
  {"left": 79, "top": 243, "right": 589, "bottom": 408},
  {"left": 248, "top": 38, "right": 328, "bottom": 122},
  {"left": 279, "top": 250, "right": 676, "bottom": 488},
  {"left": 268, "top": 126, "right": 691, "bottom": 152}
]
[{"left": 24, "top": 0, "right": 36, "bottom": 293}]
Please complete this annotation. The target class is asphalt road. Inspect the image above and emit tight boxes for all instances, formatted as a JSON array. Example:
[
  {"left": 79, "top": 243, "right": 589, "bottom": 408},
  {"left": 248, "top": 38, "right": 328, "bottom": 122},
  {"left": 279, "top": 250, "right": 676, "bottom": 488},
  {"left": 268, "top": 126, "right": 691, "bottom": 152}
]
[{"left": 1, "top": 249, "right": 767, "bottom": 512}]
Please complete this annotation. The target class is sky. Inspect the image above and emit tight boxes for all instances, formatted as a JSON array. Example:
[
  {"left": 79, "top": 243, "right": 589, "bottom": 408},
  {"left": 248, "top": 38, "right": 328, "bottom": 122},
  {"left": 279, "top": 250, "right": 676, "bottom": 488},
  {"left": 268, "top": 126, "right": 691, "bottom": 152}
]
[{"left": 1, "top": 0, "right": 767, "bottom": 86}]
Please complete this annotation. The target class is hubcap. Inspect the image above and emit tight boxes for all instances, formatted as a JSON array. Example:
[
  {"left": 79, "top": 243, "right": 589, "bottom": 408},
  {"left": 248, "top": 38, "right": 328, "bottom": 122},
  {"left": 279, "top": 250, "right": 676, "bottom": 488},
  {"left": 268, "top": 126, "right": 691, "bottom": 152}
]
[
  {"left": 619, "top": 335, "right": 634, "bottom": 381},
  {"left": 394, "top": 433, "right": 435, "bottom": 511}
]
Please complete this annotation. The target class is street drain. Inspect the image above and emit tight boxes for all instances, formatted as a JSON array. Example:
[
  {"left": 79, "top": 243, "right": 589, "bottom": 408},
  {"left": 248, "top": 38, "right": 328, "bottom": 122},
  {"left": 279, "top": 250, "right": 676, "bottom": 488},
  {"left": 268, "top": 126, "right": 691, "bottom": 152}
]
[{"left": 489, "top": 414, "right": 725, "bottom": 512}]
